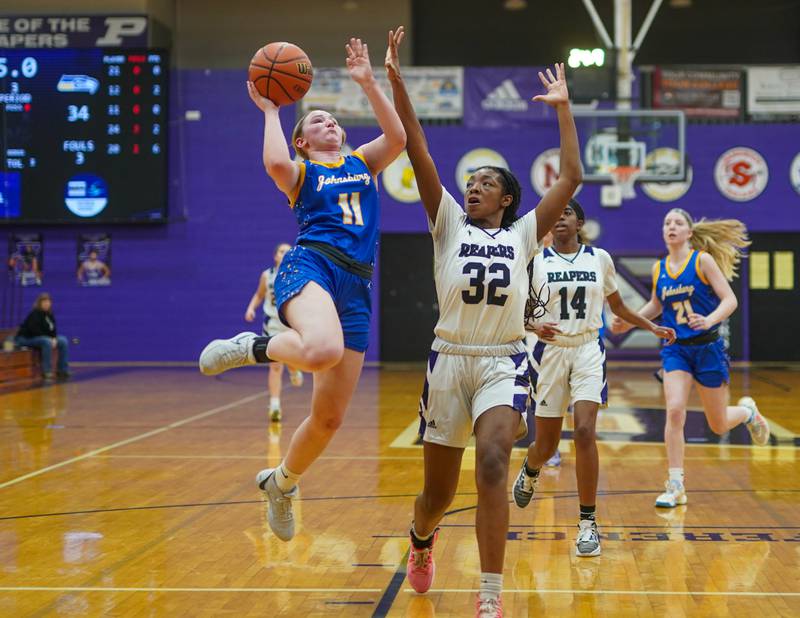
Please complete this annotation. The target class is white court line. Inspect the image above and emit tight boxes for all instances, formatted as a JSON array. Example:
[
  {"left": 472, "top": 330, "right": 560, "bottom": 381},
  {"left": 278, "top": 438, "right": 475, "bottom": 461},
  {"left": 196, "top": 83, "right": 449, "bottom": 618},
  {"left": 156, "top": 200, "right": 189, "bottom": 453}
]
[
  {"left": 404, "top": 589, "right": 800, "bottom": 597},
  {"left": 93, "top": 454, "right": 425, "bottom": 460},
  {"left": 0, "top": 586, "right": 381, "bottom": 593},
  {"left": 0, "top": 392, "right": 265, "bottom": 490},
  {"left": 0, "top": 586, "right": 793, "bottom": 597},
  {"left": 390, "top": 417, "right": 798, "bottom": 452},
  {"left": 90, "top": 453, "right": 780, "bottom": 462}
]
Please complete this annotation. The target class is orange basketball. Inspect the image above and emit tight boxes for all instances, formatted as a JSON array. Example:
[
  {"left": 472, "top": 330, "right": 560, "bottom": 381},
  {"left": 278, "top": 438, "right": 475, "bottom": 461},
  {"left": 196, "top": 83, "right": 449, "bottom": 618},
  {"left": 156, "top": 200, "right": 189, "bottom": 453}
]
[{"left": 248, "top": 42, "right": 313, "bottom": 106}]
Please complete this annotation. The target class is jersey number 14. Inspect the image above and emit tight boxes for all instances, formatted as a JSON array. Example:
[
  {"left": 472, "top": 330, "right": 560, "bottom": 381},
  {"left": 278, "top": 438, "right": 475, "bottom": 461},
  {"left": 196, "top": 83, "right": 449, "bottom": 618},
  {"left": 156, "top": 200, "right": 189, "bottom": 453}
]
[{"left": 558, "top": 286, "right": 587, "bottom": 320}]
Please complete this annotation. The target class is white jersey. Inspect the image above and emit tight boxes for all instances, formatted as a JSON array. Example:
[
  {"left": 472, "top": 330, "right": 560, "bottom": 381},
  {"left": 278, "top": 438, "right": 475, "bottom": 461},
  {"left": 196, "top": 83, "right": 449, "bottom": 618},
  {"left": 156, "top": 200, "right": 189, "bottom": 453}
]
[
  {"left": 262, "top": 267, "right": 279, "bottom": 321},
  {"left": 430, "top": 188, "right": 540, "bottom": 351},
  {"left": 528, "top": 245, "right": 617, "bottom": 336}
]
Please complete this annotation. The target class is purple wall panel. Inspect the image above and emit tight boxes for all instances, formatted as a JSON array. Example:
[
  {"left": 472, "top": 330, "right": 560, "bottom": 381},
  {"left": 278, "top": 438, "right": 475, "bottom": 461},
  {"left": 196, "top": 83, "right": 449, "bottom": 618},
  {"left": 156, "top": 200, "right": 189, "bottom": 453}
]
[{"left": 13, "top": 69, "right": 798, "bottom": 362}]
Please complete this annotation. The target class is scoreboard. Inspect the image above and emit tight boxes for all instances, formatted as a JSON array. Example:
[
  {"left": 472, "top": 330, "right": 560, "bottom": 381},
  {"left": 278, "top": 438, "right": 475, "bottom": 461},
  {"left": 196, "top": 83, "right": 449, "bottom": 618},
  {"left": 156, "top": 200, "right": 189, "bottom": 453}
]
[{"left": 0, "top": 48, "right": 167, "bottom": 223}]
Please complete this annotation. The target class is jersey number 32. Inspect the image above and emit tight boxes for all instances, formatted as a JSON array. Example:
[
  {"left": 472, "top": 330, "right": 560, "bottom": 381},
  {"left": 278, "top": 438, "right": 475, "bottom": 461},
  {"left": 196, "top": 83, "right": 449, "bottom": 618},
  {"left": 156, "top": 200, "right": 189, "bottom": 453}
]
[{"left": 462, "top": 262, "right": 510, "bottom": 306}]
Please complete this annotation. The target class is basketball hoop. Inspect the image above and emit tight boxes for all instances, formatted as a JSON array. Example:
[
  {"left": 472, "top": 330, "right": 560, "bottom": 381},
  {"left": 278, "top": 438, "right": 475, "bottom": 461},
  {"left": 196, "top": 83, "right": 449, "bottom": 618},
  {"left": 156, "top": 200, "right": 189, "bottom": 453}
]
[
  {"left": 611, "top": 165, "right": 642, "bottom": 199},
  {"left": 601, "top": 165, "right": 642, "bottom": 207}
]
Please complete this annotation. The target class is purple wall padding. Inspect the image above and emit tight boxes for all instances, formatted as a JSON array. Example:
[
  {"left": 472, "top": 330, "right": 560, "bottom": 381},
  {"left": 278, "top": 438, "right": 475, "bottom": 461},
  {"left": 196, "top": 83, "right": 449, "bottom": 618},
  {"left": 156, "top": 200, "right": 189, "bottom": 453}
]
[{"left": 9, "top": 69, "right": 798, "bottom": 362}]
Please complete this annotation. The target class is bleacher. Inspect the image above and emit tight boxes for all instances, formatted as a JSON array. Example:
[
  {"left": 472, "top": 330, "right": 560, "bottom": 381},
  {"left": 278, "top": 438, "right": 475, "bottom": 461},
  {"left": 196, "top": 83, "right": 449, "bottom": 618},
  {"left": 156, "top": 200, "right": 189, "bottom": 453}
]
[{"left": 0, "top": 328, "right": 44, "bottom": 393}]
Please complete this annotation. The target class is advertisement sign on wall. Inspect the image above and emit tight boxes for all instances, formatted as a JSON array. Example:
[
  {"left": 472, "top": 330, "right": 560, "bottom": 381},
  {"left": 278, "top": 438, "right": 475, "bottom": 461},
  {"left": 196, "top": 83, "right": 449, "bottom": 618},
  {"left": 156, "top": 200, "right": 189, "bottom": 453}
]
[
  {"left": 301, "top": 67, "right": 462, "bottom": 120},
  {"left": 747, "top": 66, "right": 800, "bottom": 117},
  {"left": 0, "top": 15, "right": 148, "bottom": 48},
  {"left": 653, "top": 67, "right": 742, "bottom": 119}
]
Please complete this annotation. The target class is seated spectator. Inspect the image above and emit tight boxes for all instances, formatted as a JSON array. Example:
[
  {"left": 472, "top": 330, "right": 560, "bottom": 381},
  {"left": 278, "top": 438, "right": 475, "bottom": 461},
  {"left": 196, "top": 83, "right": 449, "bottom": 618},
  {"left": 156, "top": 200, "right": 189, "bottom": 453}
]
[{"left": 15, "top": 293, "right": 70, "bottom": 382}]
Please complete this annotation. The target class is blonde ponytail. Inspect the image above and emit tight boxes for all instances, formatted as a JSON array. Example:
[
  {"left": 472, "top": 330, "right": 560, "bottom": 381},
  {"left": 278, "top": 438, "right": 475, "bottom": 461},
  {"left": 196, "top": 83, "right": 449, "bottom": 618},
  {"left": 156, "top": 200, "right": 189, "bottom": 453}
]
[
  {"left": 670, "top": 209, "right": 750, "bottom": 280},
  {"left": 691, "top": 219, "right": 750, "bottom": 280}
]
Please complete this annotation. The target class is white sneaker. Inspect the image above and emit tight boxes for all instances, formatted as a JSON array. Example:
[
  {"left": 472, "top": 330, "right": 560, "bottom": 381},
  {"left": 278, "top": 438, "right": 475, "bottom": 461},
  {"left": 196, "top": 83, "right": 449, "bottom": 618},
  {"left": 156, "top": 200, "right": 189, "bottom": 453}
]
[
  {"left": 544, "top": 450, "right": 561, "bottom": 467},
  {"left": 512, "top": 457, "right": 539, "bottom": 508},
  {"left": 739, "top": 396, "right": 770, "bottom": 446},
  {"left": 255, "top": 468, "right": 297, "bottom": 541},
  {"left": 289, "top": 369, "right": 304, "bottom": 387},
  {"left": 199, "top": 332, "right": 257, "bottom": 376},
  {"left": 475, "top": 595, "right": 503, "bottom": 617},
  {"left": 655, "top": 479, "right": 687, "bottom": 508},
  {"left": 575, "top": 520, "right": 601, "bottom": 556},
  {"left": 269, "top": 407, "right": 282, "bottom": 422}
]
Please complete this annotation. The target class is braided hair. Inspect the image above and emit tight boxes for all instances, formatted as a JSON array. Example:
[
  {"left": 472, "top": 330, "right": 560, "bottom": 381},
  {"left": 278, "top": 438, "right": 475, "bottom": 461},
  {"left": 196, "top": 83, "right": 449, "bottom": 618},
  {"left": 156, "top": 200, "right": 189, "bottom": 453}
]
[{"left": 523, "top": 198, "right": 583, "bottom": 327}]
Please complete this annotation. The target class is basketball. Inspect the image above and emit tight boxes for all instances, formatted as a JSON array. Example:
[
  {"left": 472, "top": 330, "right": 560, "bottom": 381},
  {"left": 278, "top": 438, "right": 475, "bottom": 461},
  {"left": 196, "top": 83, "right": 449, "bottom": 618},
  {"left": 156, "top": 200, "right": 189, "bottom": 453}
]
[{"left": 248, "top": 42, "right": 313, "bottom": 106}]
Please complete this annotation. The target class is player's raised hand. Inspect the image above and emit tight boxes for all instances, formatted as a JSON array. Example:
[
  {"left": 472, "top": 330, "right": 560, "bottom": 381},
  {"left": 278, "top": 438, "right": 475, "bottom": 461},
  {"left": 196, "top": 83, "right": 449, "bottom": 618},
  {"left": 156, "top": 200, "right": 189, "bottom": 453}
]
[
  {"left": 346, "top": 37, "right": 375, "bottom": 86},
  {"left": 385, "top": 26, "right": 405, "bottom": 82},
  {"left": 532, "top": 63, "right": 570, "bottom": 108},
  {"left": 246, "top": 80, "right": 278, "bottom": 112}
]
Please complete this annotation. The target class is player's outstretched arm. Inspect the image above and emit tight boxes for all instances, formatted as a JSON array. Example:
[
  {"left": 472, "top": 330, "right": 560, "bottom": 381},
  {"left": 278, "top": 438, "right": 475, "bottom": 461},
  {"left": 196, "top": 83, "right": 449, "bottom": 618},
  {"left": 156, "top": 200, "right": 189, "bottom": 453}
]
[
  {"left": 607, "top": 292, "right": 675, "bottom": 343},
  {"left": 610, "top": 262, "right": 663, "bottom": 334},
  {"left": 346, "top": 36, "right": 406, "bottom": 175},
  {"left": 531, "top": 63, "right": 582, "bottom": 242},
  {"left": 246, "top": 81, "right": 300, "bottom": 198},
  {"left": 385, "top": 26, "right": 442, "bottom": 223}
]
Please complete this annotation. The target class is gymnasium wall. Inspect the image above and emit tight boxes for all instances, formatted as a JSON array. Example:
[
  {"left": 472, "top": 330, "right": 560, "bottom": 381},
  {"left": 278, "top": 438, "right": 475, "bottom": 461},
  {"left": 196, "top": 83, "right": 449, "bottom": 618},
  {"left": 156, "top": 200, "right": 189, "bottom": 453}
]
[
  {"left": 0, "top": 2, "right": 798, "bottom": 362},
  {"left": 5, "top": 66, "right": 798, "bottom": 362}
]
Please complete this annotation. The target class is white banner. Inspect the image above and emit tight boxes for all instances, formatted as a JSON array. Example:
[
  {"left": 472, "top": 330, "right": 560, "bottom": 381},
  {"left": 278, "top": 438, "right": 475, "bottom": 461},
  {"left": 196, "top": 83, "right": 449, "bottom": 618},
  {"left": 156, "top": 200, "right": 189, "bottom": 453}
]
[
  {"left": 300, "top": 67, "right": 462, "bottom": 120},
  {"left": 746, "top": 66, "right": 800, "bottom": 115}
]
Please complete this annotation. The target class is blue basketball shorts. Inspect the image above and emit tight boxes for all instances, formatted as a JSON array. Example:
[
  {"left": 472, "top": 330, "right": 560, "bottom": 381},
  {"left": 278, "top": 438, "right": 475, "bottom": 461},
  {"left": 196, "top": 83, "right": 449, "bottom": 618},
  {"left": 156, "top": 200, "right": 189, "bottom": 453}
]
[
  {"left": 660, "top": 338, "right": 729, "bottom": 388},
  {"left": 273, "top": 244, "right": 371, "bottom": 352}
]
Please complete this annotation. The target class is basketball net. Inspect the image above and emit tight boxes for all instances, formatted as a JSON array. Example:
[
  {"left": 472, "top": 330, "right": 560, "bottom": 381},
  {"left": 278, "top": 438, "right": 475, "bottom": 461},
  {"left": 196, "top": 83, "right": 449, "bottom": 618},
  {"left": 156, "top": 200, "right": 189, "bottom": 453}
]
[
  {"left": 610, "top": 165, "right": 642, "bottom": 199},
  {"left": 600, "top": 165, "right": 642, "bottom": 207}
]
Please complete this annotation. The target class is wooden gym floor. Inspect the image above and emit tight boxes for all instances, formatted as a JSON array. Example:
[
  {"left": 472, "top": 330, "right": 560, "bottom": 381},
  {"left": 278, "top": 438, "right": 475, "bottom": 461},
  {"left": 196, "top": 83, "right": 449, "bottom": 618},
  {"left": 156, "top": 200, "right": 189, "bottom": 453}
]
[{"left": 1, "top": 364, "right": 798, "bottom": 617}]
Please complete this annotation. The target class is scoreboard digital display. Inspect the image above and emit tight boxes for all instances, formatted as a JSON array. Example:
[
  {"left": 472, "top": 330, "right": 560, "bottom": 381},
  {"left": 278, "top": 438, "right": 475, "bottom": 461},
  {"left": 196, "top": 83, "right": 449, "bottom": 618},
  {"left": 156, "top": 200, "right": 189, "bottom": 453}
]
[{"left": 0, "top": 48, "right": 167, "bottom": 223}]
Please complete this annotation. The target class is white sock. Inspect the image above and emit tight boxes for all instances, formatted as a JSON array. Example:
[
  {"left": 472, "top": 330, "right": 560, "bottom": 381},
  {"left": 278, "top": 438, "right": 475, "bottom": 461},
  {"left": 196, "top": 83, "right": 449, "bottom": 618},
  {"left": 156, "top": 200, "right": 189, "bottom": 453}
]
[
  {"left": 479, "top": 572, "right": 502, "bottom": 601},
  {"left": 411, "top": 522, "right": 435, "bottom": 542},
  {"left": 274, "top": 462, "right": 300, "bottom": 492},
  {"left": 668, "top": 468, "right": 684, "bottom": 485},
  {"left": 269, "top": 397, "right": 280, "bottom": 411}
]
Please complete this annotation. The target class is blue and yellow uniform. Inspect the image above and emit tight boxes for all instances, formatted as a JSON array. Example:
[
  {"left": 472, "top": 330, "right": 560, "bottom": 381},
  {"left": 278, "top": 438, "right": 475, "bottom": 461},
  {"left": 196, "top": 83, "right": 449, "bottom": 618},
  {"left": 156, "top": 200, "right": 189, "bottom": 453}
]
[
  {"left": 654, "top": 250, "right": 729, "bottom": 387},
  {"left": 275, "top": 153, "right": 378, "bottom": 352}
]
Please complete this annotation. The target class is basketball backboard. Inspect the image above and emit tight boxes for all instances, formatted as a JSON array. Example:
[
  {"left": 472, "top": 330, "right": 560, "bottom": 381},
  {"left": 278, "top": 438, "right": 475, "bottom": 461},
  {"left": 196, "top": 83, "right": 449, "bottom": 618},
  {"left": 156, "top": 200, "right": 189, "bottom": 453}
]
[{"left": 573, "top": 109, "right": 687, "bottom": 182}]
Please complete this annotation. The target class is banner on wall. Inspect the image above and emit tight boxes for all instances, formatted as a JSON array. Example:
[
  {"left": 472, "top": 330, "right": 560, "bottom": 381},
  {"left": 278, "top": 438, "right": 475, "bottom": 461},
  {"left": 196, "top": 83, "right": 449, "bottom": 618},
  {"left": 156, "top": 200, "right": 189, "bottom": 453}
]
[
  {"left": 300, "top": 67, "right": 462, "bottom": 120},
  {"left": 747, "top": 66, "right": 800, "bottom": 117},
  {"left": 463, "top": 67, "right": 555, "bottom": 128},
  {"left": 8, "top": 233, "right": 42, "bottom": 287},
  {"left": 77, "top": 234, "right": 111, "bottom": 286},
  {"left": 653, "top": 67, "right": 742, "bottom": 119},
  {"left": 0, "top": 15, "right": 148, "bottom": 48}
]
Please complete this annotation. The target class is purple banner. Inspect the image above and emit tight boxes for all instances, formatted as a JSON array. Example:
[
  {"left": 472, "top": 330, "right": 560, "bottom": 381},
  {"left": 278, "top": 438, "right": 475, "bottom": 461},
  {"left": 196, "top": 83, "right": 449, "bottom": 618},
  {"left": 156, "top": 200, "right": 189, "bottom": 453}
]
[
  {"left": 0, "top": 15, "right": 147, "bottom": 48},
  {"left": 463, "top": 67, "right": 555, "bottom": 128}
]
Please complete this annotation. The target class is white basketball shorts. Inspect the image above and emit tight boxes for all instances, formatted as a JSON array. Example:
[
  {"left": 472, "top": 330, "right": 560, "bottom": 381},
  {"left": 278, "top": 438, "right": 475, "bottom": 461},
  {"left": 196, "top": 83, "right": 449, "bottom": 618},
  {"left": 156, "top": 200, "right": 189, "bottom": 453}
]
[
  {"left": 528, "top": 335, "right": 607, "bottom": 418},
  {"left": 418, "top": 350, "right": 530, "bottom": 449}
]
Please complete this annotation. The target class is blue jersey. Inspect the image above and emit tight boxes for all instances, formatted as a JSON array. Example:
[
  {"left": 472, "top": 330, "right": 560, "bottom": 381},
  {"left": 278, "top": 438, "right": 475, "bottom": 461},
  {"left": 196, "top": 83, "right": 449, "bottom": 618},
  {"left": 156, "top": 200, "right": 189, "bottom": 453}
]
[
  {"left": 654, "top": 250, "right": 720, "bottom": 340},
  {"left": 290, "top": 153, "right": 379, "bottom": 264}
]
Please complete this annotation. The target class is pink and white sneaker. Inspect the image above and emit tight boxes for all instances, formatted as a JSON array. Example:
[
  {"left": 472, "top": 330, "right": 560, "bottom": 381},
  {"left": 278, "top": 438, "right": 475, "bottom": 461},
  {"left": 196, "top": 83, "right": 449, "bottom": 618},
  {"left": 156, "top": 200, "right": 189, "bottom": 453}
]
[
  {"left": 476, "top": 595, "right": 503, "bottom": 617},
  {"left": 407, "top": 528, "right": 439, "bottom": 593}
]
